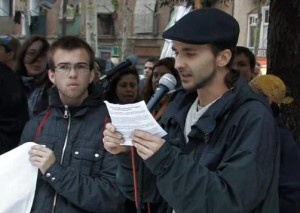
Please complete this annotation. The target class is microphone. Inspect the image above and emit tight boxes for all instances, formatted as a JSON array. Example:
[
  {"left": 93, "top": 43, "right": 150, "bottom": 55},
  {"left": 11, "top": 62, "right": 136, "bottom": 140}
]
[
  {"left": 100, "top": 55, "right": 138, "bottom": 81},
  {"left": 147, "top": 73, "right": 177, "bottom": 112}
]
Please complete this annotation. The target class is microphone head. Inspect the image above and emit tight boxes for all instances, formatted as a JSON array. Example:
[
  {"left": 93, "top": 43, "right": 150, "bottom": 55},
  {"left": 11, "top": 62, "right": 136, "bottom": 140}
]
[
  {"left": 159, "top": 73, "right": 177, "bottom": 91},
  {"left": 126, "top": 55, "right": 139, "bottom": 65}
]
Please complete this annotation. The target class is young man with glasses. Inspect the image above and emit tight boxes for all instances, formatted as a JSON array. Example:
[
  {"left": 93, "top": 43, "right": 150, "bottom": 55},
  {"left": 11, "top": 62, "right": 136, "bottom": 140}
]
[
  {"left": 0, "top": 35, "right": 29, "bottom": 154},
  {"left": 19, "top": 36, "right": 124, "bottom": 212}
]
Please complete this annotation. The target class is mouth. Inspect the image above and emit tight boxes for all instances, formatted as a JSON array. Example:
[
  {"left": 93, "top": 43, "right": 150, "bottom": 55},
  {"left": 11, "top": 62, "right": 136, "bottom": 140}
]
[
  {"left": 32, "top": 65, "right": 42, "bottom": 70},
  {"left": 180, "top": 72, "right": 193, "bottom": 79},
  {"left": 67, "top": 83, "right": 79, "bottom": 88},
  {"left": 124, "top": 95, "right": 134, "bottom": 98}
]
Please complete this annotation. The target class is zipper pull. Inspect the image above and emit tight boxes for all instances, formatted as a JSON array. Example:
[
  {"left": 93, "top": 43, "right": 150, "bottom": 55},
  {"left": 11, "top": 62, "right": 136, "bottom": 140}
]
[{"left": 63, "top": 105, "right": 69, "bottom": 119}]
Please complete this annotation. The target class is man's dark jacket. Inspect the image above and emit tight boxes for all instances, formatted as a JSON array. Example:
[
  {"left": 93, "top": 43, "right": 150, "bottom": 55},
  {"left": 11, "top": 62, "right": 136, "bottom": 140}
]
[
  {"left": 20, "top": 85, "right": 124, "bottom": 213},
  {"left": 0, "top": 62, "right": 29, "bottom": 154},
  {"left": 116, "top": 74, "right": 280, "bottom": 213}
]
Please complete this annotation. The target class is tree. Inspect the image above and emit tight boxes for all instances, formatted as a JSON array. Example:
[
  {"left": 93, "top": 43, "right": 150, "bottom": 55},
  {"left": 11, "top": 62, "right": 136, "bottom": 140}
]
[{"left": 267, "top": 0, "right": 300, "bottom": 143}]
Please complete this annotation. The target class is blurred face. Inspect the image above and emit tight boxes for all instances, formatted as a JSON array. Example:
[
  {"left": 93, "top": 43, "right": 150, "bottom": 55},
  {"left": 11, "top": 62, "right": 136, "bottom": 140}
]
[
  {"left": 232, "top": 53, "right": 252, "bottom": 82},
  {"left": 93, "top": 63, "right": 101, "bottom": 82},
  {"left": 0, "top": 45, "right": 11, "bottom": 63},
  {"left": 144, "top": 61, "right": 154, "bottom": 79},
  {"left": 172, "top": 41, "right": 217, "bottom": 91},
  {"left": 48, "top": 48, "right": 94, "bottom": 106},
  {"left": 152, "top": 65, "right": 172, "bottom": 91},
  {"left": 24, "top": 40, "right": 48, "bottom": 76},
  {"left": 116, "top": 74, "right": 138, "bottom": 104}
]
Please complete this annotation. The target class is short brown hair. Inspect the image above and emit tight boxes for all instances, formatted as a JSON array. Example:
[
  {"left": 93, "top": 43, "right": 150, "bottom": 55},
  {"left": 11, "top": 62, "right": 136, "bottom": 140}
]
[{"left": 48, "top": 36, "right": 95, "bottom": 71}]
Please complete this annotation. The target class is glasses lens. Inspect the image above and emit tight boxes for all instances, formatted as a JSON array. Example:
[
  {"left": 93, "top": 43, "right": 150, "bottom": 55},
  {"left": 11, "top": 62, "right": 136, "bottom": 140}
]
[
  {"left": 75, "top": 63, "right": 89, "bottom": 72},
  {"left": 56, "top": 64, "right": 70, "bottom": 72}
]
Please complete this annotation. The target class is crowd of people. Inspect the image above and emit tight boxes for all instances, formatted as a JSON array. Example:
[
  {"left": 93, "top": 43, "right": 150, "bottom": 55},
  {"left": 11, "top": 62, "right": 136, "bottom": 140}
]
[{"left": 0, "top": 7, "right": 300, "bottom": 213}]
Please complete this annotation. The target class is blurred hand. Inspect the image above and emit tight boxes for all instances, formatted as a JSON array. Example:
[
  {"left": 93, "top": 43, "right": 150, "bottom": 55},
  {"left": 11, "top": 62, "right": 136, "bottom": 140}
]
[
  {"left": 103, "top": 123, "right": 130, "bottom": 154},
  {"left": 29, "top": 145, "right": 56, "bottom": 174},
  {"left": 131, "top": 130, "right": 165, "bottom": 160}
]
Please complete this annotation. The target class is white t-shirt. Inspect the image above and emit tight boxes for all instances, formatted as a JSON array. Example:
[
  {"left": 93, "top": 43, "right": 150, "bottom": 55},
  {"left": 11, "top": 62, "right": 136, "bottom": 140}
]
[{"left": 184, "top": 97, "right": 218, "bottom": 143}]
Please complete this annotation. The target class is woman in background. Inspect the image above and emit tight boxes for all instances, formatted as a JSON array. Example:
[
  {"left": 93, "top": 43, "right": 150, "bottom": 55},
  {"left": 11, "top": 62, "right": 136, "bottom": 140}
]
[
  {"left": 16, "top": 35, "right": 52, "bottom": 117},
  {"left": 105, "top": 65, "right": 140, "bottom": 104},
  {"left": 143, "top": 57, "right": 181, "bottom": 122}
]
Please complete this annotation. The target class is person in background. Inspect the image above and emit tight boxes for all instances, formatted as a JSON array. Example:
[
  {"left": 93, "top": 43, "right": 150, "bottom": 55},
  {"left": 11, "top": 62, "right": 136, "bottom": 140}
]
[
  {"left": 143, "top": 57, "right": 181, "bottom": 122},
  {"left": 254, "top": 61, "right": 262, "bottom": 76},
  {"left": 232, "top": 46, "right": 256, "bottom": 82},
  {"left": 16, "top": 35, "right": 52, "bottom": 117},
  {"left": 139, "top": 56, "right": 159, "bottom": 92},
  {"left": 93, "top": 57, "right": 106, "bottom": 83},
  {"left": 249, "top": 74, "right": 300, "bottom": 213},
  {"left": 0, "top": 34, "right": 21, "bottom": 71},
  {"left": 103, "top": 8, "right": 279, "bottom": 213},
  {"left": 104, "top": 65, "right": 142, "bottom": 212},
  {"left": 0, "top": 35, "right": 29, "bottom": 154},
  {"left": 105, "top": 65, "right": 140, "bottom": 104},
  {"left": 20, "top": 35, "right": 125, "bottom": 212}
]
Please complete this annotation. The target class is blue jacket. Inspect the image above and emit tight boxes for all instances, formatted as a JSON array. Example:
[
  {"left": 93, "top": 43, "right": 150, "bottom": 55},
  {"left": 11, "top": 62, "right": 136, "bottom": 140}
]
[
  {"left": 116, "top": 74, "right": 280, "bottom": 213},
  {"left": 20, "top": 85, "right": 125, "bottom": 213}
]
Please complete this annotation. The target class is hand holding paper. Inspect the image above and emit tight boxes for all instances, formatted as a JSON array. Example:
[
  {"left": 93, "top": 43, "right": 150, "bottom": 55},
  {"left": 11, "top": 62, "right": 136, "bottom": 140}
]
[
  {"left": 104, "top": 101, "right": 167, "bottom": 146},
  {"left": 29, "top": 145, "right": 56, "bottom": 174}
]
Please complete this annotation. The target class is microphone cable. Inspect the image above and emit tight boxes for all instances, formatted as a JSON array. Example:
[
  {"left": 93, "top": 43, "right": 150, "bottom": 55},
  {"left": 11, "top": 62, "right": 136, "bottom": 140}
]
[{"left": 130, "top": 146, "right": 151, "bottom": 213}]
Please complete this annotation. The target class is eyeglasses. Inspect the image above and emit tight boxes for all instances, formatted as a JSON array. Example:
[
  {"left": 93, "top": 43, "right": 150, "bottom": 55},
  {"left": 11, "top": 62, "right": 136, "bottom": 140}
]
[{"left": 55, "top": 63, "right": 91, "bottom": 73}]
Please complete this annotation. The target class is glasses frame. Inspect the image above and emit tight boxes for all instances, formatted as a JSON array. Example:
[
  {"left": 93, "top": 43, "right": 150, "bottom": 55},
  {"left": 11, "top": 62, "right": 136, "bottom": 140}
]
[{"left": 54, "top": 62, "right": 92, "bottom": 74}]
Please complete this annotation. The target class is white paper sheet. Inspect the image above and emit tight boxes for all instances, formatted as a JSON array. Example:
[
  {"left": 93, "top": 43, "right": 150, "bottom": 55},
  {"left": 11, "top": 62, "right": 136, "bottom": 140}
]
[
  {"left": 0, "top": 142, "right": 38, "bottom": 213},
  {"left": 104, "top": 101, "right": 167, "bottom": 146}
]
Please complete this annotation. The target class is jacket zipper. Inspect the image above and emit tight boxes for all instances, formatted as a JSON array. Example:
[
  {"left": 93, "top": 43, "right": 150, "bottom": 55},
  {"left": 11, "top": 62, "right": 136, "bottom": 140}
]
[{"left": 52, "top": 105, "right": 71, "bottom": 213}]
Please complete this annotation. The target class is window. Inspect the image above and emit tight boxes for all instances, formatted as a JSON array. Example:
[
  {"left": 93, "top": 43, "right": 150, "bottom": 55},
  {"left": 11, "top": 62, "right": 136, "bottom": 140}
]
[
  {"left": 260, "top": 6, "right": 269, "bottom": 49},
  {"left": 133, "top": 0, "right": 157, "bottom": 34},
  {"left": 0, "top": 0, "right": 13, "bottom": 16},
  {"left": 95, "top": 0, "right": 115, "bottom": 36},
  {"left": 247, "top": 6, "right": 269, "bottom": 57},
  {"left": 247, "top": 14, "right": 258, "bottom": 49},
  {"left": 29, "top": 0, "right": 40, "bottom": 16},
  {"left": 97, "top": 14, "right": 114, "bottom": 36}
]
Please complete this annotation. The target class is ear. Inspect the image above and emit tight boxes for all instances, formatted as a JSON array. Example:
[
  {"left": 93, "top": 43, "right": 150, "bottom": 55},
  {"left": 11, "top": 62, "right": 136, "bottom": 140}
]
[
  {"left": 48, "top": 69, "right": 56, "bottom": 84},
  {"left": 89, "top": 69, "right": 95, "bottom": 83},
  {"left": 216, "top": 49, "right": 232, "bottom": 68}
]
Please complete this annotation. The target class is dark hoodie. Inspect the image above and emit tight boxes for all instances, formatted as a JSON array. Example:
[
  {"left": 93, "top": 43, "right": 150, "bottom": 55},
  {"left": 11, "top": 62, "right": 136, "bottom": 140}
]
[{"left": 0, "top": 62, "right": 29, "bottom": 154}]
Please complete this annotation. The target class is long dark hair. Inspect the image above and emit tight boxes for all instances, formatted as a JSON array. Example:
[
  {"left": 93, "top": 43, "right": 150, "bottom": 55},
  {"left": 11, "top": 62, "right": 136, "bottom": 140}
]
[
  {"left": 16, "top": 35, "right": 50, "bottom": 77},
  {"left": 104, "top": 65, "right": 140, "bottom": 103},
  {"left": 143, "top": 57, "right": 181, "bottom": 102}
]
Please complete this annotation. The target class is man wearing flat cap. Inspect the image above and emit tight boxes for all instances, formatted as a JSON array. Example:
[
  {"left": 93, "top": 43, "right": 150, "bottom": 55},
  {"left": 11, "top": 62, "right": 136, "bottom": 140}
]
[{"left": 103, "top": 8, "right": 280, "bottom": 213}]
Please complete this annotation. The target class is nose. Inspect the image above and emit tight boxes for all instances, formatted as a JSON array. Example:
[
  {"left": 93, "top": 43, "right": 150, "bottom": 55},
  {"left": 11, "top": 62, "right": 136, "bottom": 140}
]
[
  {"left": 68, "top": 66, "right": 78, "bottom": 78},
  {"left": 174, "top": 55, "right": 183, "bottom": 71}
]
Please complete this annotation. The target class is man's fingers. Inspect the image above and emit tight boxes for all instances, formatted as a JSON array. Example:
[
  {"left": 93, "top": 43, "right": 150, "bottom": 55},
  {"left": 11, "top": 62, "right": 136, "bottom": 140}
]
[{"left": 105, "top": 123, "right": 116, "bottom": 132}]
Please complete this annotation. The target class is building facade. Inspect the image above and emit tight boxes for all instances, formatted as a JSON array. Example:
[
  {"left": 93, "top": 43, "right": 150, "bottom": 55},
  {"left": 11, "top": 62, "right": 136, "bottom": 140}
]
[{"left": 0, "top": 0, "right": 269, "bottom": 71}]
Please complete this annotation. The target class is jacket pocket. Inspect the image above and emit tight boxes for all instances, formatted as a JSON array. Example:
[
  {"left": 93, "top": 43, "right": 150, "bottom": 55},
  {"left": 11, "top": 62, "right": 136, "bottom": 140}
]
[{"left": 71, "top": 146, "right": 104, "bottom": 175}]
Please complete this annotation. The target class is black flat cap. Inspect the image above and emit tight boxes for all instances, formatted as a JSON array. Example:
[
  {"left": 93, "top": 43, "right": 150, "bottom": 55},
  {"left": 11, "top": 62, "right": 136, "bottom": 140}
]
[{"left": 163, "top": 8, "right": 240, "bottom": 47}]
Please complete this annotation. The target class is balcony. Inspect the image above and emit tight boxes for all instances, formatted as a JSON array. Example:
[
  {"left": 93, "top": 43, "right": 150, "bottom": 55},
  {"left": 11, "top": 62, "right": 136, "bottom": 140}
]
[{"left": 57, "top": 15, "right": 81, "bottom": 36}]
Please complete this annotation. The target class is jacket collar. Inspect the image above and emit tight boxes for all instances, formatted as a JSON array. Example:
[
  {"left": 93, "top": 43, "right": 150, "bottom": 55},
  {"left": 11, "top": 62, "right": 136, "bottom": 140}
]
[
  {"left": 48, "top": 83, "right": 104, "bottom": 116},
  {"left": 163, "top": 73, "right": 265, "bottom": 135}
]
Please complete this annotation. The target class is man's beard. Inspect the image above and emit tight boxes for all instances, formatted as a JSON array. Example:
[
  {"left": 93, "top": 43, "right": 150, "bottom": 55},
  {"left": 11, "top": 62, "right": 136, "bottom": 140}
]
[{"left": 194, "top": 68, "right": 217, "bottom": 90}]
